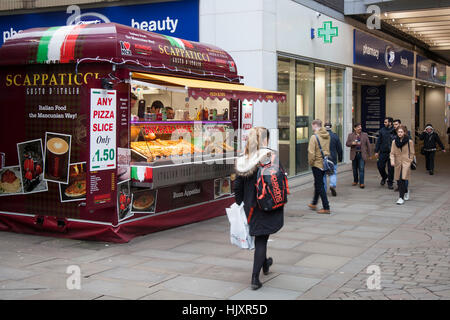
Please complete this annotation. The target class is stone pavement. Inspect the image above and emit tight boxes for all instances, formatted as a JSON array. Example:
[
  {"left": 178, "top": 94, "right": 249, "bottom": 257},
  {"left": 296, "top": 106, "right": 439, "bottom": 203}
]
[{"left": 0, "top": 153, "right": 449, "bottom": 300}]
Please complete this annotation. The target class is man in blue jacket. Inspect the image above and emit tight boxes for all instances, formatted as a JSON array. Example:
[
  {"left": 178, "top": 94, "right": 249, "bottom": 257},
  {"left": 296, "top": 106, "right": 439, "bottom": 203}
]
[
  {"left": 375, "top": 117, "right": 394, "bottom": 189},
  {"left": 323, "top": 122, "right": 343, "bottom": 196}
]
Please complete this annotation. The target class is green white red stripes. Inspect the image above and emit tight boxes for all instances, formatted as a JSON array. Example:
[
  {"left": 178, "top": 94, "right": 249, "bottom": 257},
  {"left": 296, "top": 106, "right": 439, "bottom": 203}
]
[
  {"left": 36, "top": 25, "right": 87, "bottom": 63},
  {"left": 163, "top": 35, "right": 194, "bottom": 49}
]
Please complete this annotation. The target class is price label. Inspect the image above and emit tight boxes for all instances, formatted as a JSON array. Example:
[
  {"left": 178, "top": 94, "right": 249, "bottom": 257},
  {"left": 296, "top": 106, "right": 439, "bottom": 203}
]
[{"left": 90, "top": 89, "right": 116, "bottom": 171}]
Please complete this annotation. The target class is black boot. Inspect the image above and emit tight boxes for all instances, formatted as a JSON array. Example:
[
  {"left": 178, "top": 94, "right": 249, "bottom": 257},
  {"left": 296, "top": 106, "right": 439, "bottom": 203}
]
[
  {"left": 430, "top": 170, "right": 434, "bottom": 175},
  {"left": 251, "top": 274, "right": 262, "bottom": 290},
  {"left": 263, "top": 257, "right": 273, "bottom": 275}
]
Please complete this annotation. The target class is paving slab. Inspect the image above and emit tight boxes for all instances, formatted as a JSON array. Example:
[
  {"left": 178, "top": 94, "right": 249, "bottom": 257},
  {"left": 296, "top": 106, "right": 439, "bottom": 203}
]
[
  {"left": 229, "top": 286, "right": 302, "bottom": 300},
  {"left": 140, "top": 289, "right": 217, "bottom": 300},
  {"left": 293, "top": 242, "right": 366, "bottom": 258},
  {"left": 295, "top": 254, "right": 351, "bottom": 271},
  {"left": 134, "top": 258, "right": 210, "bottom": 275},
  {"left": 92, "top": 267, "right": 172, "bottom": 286},
  {"left": 155, "top": 275, "right": 247, "bottom": 299},
  {"left": 0, "top": 265, "right": 37, "bottom": 281},
  {"left": 265, "top": 274, "right": 321, "bottom": 292},
  {"left": 81, "top": 279, "right": 159, "bottom": 299},
  {"left": 172, "top": 241, "right": 241, "bottom": 257}
]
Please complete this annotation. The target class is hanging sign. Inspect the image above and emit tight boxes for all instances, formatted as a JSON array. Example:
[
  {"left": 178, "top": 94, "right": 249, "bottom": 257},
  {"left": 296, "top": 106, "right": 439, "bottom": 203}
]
[{"left": 90, "top": 89, "right": 117, "bottom": 171}]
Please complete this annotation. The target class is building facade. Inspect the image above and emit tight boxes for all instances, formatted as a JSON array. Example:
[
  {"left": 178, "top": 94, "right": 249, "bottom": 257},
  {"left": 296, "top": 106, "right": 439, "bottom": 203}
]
[{"left": 1, "top": 0, "right": 448, "bottom": 178}]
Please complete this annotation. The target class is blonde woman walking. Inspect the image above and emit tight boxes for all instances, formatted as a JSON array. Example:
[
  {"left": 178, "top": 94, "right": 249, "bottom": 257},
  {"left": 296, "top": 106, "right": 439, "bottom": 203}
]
[{"left": 234, "top": 127, "right": 284, "bottom": 290}]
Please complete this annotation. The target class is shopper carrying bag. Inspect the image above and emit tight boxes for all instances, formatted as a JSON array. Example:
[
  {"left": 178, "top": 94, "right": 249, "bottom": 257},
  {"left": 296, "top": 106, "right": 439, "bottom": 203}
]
[
  {"left": 234, "top": 127, "right": 285, "bottom": 290},
  {"left": 226, "top": 202, "right": 254, "bottom": 249}
]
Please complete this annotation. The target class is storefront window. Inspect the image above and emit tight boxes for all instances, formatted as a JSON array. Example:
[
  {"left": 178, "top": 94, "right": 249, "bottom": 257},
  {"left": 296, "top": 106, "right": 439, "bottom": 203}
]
[
  {"left": 277, "top": 58, "right": 292, "bottom": 175},
  {"left": 328, "top": 68, "right": 344, "bottom": 159},
  {"left": 295, "top": 62, "right": 314, "bottom": 173},
  {"left": 277, "top": 57, "right": 345, "bottom": 176}
]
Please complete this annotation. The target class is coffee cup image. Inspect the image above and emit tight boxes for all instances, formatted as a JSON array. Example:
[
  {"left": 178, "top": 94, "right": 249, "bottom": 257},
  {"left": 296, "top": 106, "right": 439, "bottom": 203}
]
[{"left": 44, "top": 133, "right": 71, "bottom": 184}]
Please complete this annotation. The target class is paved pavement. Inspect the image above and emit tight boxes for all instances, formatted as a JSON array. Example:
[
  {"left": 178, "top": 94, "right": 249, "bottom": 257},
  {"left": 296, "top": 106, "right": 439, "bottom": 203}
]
[{"left": 0, "top": 152, "right": 449, "bottom": 300}]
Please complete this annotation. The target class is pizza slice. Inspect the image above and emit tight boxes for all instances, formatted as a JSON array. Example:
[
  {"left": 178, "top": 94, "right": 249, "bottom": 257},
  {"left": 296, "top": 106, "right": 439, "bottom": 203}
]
[{"left": 65, "top": 180, "right": 86, "bottom": 198}]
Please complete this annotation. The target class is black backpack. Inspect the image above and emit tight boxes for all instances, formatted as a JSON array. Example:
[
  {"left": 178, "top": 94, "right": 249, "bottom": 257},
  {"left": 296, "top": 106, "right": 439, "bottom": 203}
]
[{"left": 255, "top": 153, "right": 290, "bottom": 211}]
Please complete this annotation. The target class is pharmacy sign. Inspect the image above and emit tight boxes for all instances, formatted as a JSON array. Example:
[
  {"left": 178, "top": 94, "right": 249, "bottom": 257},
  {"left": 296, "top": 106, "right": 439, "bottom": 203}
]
[{"left": 317, "top": 21, "right": 338, "bottom": 44}]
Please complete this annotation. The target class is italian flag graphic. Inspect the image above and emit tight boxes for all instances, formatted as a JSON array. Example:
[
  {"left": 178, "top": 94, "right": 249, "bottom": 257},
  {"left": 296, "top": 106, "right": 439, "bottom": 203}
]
[
  {"left": 163, "top": 35, "right": 194, "bottom": 50},
  {"left": 36, "top": 25, "right": 88, "bottom": 63}
]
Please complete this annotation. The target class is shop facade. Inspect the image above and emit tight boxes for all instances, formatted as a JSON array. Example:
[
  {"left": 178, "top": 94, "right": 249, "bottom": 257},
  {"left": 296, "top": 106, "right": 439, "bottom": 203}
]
[
  {"left": 1, "top": 0, "right": 448, "bottom": 198},
  {"left": 200, "top": 0, "right": 354, "bottom": 177}
]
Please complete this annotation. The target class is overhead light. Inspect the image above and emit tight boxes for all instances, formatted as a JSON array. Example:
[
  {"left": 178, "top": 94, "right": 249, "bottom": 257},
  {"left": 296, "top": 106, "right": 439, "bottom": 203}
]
[
  {"left": 392, "top": 19, "right": 395, "bottom": 22},
  {"left": 361, "top": 73, "right": 366, "bottom": 76},
  {"left": 393, "top": 79, "right": 398, "bottom": 81},
  {"left": 384, "top": 13, "right": 388, "bottom": 17},
  {"left": 373, "top": 75, "right": 378, "bottom": 78},
  {"left": 400, "top": 23, "right": 403, "bottom": 27},
  {"left": 384, "top": 77, "right": 388, "bottom": 80}
]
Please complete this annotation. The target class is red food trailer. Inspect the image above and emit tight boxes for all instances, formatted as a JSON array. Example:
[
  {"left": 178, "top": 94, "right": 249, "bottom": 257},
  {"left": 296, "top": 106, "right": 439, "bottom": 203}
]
[{"left": 0, "top": 23, "right": 285, "bottom": 243}]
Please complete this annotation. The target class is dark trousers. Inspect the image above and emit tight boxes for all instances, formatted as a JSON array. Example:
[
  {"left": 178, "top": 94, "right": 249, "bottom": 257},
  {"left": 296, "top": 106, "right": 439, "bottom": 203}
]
[
  {"left": 312, "top": 167, "right": 330, "bottom": 210},
  {"left": 377, "top": 152, "right": 394, "bottom": 186},
  {"left": 352, "top": 152, "right": 365, "bottom": 185},
  {"left": 252, "top": 235, "right": 269, "bottom": 276},
  {"left": 398, "top": 179, "right": 408, "bottom": 199},
  {"left": 424, "top": 151, "right": 436, "bottom": 171}
]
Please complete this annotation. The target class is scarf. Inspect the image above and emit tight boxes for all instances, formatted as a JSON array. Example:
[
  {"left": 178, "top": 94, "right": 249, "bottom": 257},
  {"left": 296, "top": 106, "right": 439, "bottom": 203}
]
[{"left": 395, "top": 136, "right": 409, "bottom": 149}]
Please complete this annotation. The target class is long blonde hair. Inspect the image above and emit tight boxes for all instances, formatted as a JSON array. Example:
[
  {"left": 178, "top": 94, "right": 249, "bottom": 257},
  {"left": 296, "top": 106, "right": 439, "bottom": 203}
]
[{"left": 244, "top": 127, "right": 269, "bottom": 157}]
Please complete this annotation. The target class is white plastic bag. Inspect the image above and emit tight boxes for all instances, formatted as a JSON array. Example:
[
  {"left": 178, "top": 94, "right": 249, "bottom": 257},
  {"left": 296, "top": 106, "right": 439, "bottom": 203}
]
[{"left": 226, "top": 202, "right": 254, "bottom": 250}]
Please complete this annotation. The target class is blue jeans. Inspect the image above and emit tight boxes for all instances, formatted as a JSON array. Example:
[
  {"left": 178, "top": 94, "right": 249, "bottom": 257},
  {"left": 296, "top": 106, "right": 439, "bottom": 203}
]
[
  {"left": 323, "top": 165, "right": 338, "bottom": 190},
  {"left": 352, "top": 152, "right": 365, "bottom": 185}
]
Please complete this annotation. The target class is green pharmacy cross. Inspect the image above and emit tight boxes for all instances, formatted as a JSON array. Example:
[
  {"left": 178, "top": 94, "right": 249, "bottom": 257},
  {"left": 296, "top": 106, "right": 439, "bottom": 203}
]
[{"left": 317, "top": 21, "right": 338, "bottom": 43}]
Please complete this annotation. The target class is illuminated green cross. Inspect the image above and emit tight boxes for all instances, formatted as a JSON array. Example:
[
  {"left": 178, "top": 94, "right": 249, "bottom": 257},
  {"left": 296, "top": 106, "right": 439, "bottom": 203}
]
[{"left": 317, "top": 21, "right": 338, "bottom": 43}]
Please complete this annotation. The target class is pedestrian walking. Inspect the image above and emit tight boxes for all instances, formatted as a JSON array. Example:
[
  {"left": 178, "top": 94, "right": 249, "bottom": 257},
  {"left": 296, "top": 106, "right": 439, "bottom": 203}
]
[
  {"left": 419, "top": 124, "right": 446, "bottom": 175},
  {"left": 390, "top": 125, "right": 414, "bottom": 205},
  {"left": 375, "top": 117, "right": 395, "bottom": 189},
  {"left": 393, "top": 119, "right": 411, "bottom": 138},
  {"left": 234, "top": 127, "right": 284, "bottom": 290},
  {"left": 323, "top": 122, "right": 343, "bottom": 196},
  {"left": 447, "top": 126, "right": 450, "bottom": 145},
  {"left": 307, "top": 119, "right": 331, "bottom": 214},
  {"left": 346, "top": 123, "right": 371, "bottom": 188}
]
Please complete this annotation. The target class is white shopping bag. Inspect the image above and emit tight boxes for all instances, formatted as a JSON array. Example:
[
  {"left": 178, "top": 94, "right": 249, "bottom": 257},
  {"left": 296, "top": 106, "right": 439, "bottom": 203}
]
[{"left": 226, "top": 202, "right": 255, "bottom": 250}]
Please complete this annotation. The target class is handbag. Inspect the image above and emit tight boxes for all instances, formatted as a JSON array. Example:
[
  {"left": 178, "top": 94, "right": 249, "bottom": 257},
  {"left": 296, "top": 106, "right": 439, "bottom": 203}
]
[
  {"left": 408, "top": 141, "right": 417, "bottom": 170},
  {"left": 315, "top": 135, "right": 335, "bottom": 175},
  {"left": 226, "top": 203, "right": 254, "bottom": 250}
]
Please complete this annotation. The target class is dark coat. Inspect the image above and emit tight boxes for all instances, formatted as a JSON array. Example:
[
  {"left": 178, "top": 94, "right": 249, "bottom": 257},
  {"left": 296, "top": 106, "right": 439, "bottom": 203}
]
[
  {"left": 326, "top": 129, "right": 343, "bottom": 164},
  {"left": 419, "top": 131, "right": 444, "bottom": 151},
  {"left": 233, "top": 149, "right": 284, "bottom": 237},
  {"left": 375, "top": 126, "right": 394, "bottom": 154}
]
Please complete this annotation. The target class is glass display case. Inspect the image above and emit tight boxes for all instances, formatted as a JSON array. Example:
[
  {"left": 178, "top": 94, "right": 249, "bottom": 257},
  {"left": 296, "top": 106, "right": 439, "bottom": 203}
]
[
  {"left": 127, "top": 80, "right": 240, "bottom": 189},
  {"left": 130, "top": 120, "right": 236, "bottom": 165}
]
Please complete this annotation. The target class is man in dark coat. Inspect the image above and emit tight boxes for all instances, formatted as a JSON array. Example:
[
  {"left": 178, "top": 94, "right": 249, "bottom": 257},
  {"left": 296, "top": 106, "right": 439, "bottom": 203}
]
[
  {"left": 323, "top": 122, "right": 343, "bottom": 196},
  {"left": 375, "top": 117, "right": 395, "bottom": 189},
  {"left": 419, "top": 124, "right": 446, "bottom": 175}
]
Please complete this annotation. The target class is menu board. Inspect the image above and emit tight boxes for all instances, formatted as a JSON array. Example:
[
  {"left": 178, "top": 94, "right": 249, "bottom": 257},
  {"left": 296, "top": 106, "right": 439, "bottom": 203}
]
[
  {"left": 90, "top": 89, "right": 117, "bottom": 171},
  {"left": 361, "top": 85, "right": 385, "bottom": 132},
  {"left": 241, "top": 100, "right": 253, "bottom": 149}
]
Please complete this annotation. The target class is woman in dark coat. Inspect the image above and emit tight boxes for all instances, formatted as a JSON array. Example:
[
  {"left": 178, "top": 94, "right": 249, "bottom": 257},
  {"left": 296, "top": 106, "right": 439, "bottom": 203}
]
[{"left": 233, "top": 127, "right": 284, "bottom": 290}]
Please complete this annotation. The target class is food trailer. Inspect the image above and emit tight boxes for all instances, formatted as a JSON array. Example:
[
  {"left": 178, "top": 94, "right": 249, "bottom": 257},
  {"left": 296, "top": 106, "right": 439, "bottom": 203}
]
[{"left": 0, "top": 23, "right": 285, "bottom": 242}]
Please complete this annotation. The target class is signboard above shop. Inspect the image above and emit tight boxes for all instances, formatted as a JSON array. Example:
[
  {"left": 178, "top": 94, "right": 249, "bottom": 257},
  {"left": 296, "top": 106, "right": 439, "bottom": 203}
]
[
  {"left": 0, "top": 0, "right": 199, "bottom": 47},
  {"left": 353, "top": 29, "right": 414, "bottom": 77},
  {"left": 416, "top": 55, "right": 447, "bottom": 85}
]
